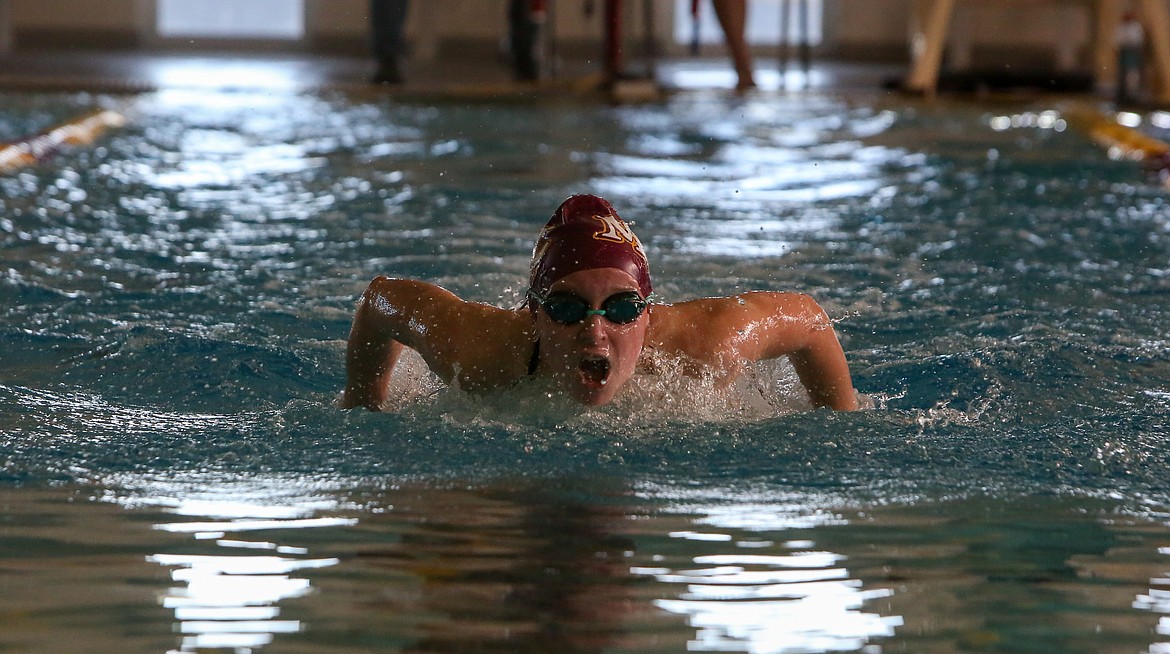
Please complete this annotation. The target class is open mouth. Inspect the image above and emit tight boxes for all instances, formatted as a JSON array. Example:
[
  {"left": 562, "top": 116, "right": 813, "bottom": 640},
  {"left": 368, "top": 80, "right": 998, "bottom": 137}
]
[{"left": 578, "top": 355, "right": 611, "bottom": 388}]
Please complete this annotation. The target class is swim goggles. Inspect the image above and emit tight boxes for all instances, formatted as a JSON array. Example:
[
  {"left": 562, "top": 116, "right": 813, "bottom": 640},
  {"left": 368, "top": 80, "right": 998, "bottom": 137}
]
[{"left": 530, "top": 290, "right": 648, "bottom": 325}]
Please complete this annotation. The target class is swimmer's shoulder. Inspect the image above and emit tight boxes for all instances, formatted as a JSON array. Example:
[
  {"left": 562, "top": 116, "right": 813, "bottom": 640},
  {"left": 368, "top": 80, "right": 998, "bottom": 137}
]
[
  {"left": 646, "top": 292, "right": 817, "bottom": 362},
  {"left": 652, "top": 291, "right": 819, "bottom": 321},
  {"left": 646, "top": 297, "right": 746, "bottom": 363},
  {"left": 366, "top": 277, "right": 534, "bottom": 390},
  {"left": 444, "top": 303, "right": 534, "bottom": 392}
]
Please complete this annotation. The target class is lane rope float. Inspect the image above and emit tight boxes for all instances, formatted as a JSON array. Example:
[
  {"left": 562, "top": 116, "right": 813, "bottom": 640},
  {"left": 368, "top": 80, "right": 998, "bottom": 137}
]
[
  {"left": 0, "top": 109, "right": 126, "bottom": 173},
  {"left": 1064, "top": 103, "right": 1170, "bottom": 161}
]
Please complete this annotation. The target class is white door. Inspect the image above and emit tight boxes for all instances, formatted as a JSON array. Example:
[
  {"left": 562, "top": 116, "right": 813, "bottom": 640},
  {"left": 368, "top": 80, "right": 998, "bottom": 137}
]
[
  {"left": 673, "top": 0, "right": 822, "bottom": 47},
  {"left": 156, "top": 0, "right": 305, "bottom": 40}
]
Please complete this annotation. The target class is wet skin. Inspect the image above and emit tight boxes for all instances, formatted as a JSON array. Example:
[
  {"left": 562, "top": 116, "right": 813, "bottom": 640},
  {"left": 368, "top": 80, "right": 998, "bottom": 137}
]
[
  {"left": 532, "top": 269, "right": 649, "bottom": 407},
  {"left": 341, "top": 272, "right": 858, "bottom": 411}
]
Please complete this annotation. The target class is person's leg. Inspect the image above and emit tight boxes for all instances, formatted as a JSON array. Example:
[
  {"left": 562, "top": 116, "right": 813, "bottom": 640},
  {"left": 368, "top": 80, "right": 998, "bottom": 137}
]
[
  {"left": 710, "top": 0, "right": 755, "bottom": 89},
  {"left": 370, "top": 0, "right": 410, "bottom": 84},
  {"left": 509, "top": 0, "right": 540, "bottom": 81}
]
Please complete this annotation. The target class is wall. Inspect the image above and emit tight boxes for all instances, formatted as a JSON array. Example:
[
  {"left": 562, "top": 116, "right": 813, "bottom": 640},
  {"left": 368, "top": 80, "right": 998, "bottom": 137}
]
[
  {"left": 5, "top": 0, "right": 653, "bottom": 53},
  {"left": 8, "top": 0, "right": 145, "bottom": 48},
  {"left": 308, "top": 0, "right": 657, "bottom": 56},
  {"left": 11, "top": 0, "right": 141, "bottom": 30},
  {"left": 0, "top": 0, "right": 1146, "bottom": 70}
]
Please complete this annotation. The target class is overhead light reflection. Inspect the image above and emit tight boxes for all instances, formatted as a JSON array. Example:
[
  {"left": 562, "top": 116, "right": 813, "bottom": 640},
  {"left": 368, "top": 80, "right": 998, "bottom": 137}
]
[
  {"left": 592, "top": 109, "right": 900, "bottom": 258},
  {"left": 660, "top": 67, "right": 828, "bottom": 91},
  {"left": 103, "top": 473, "right": 355, "bottom": 653},
  {"left": 1138, "top": 546, "right": 1170, "bottom": 653},
  {"left": 157, "top": 516, "right": 355, "bottom": 533},
  {"left": 148, "top": 60, "right": 304, "bottom": 92},
  {"left": 150, "top": 518, "right": 348, "bottom": 652},
  {"left": 645, "top": 537, "right": 900, "bottom": 653},
  {"left": 634, "top": 482, "right": 901, "bottom": 652}
]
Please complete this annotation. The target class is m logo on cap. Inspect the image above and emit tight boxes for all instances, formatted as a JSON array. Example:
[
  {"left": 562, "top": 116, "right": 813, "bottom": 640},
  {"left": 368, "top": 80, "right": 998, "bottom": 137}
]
[
  {"left": 592, "top": 213, "right": 646, "bottom": 259},
  {"left": 529, "top": 194, "right": 653, "bottom": 298}
]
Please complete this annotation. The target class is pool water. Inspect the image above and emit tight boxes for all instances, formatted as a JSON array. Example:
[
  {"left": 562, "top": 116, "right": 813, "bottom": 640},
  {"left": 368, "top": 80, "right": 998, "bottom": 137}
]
[{"left": 2, "top": 86, "right": 1170, "bottom": 653}]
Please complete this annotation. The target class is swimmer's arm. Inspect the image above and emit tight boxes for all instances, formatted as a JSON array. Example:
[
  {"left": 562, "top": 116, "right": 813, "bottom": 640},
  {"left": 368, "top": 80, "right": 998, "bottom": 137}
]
[
  {"left": 734, "top": 292, "right": 859, "bottom": 411},
  {"left": 341, "top": 276, "right": 532, "bottom": 410},
  {"left": 650, "top": 293, "right": 858, "bottom": 410},
  {"left": 340, "top": 276, "right": 461, "bottom": 411}
]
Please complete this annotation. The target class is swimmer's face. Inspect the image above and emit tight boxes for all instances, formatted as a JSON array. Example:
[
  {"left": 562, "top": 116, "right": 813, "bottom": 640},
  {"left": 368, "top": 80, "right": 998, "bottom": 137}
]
[{"left": 533, "top": 268, "right": 650, "bottom": 407}]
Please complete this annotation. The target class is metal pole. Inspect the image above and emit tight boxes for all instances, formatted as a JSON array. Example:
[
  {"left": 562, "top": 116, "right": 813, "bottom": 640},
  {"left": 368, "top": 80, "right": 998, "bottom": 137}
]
[
  {"left": 799, "top": 0, "right": 811, "bottom": 85},
  {"left": 778, "top": 0, "right": 789, "bottom": 88},
  {"left": 690, "top": 0, "right": 700, "bottom": 55}
]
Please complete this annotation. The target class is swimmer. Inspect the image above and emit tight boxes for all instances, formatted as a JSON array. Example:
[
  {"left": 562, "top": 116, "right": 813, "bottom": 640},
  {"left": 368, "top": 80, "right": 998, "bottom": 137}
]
[{"left": 341, "top": 194, "right": 859, "bottom": 411}]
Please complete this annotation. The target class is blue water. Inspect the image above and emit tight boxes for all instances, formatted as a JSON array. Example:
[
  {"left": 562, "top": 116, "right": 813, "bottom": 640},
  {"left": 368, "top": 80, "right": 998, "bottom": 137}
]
[{"left": 3, "top": 87, "right": 1170, "bottom": 653}]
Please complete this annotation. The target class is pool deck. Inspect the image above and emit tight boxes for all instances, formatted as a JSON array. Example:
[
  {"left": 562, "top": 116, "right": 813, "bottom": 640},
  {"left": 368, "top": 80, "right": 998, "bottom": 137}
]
[{"left": 0, "top": 46, "right": 906, "bottom": 100}]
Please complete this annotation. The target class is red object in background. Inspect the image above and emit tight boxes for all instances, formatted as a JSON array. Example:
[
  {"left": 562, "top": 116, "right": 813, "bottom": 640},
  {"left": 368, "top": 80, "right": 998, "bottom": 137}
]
[{"left": 606, "top": 0, "right": 622, "bottom": 79}]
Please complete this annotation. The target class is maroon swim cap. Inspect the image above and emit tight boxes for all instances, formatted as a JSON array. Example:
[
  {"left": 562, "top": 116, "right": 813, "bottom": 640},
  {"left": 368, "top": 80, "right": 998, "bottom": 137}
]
[{"left": 530, "top": 194, "right": 652, "bottom": 298}]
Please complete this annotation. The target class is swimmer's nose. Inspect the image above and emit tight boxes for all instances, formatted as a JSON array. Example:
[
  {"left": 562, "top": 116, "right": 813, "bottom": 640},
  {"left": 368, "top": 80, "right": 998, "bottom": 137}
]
[{"left": 580, "top": 314, "right": 607, "bottom": 343}]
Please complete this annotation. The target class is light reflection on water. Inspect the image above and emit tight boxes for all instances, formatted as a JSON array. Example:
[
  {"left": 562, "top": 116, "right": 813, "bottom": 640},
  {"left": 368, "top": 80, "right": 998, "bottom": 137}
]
[
  {"left": 592, "top": 98, "right": 904, "bottom": 259},
  {"left": 644, "top": 545, "right": 900, "bottom": 653},
  {"left": 0, "top": 472, "right": 1167, "bottom": 653},
  {"left": 91, "top": 474, "right": 908, "bottom": 653},
  {"left": 4, "top": 77, "right": 1170, "bottom": 652},
  {"left": 1141, "top": 550, "right": 1170, "bottom": 652},
  {"left": 636, "top": 483, "right": 899, "bottom": 653},
  {"left": 105, "top": 474, "right": 353, "bottom": 652}
]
